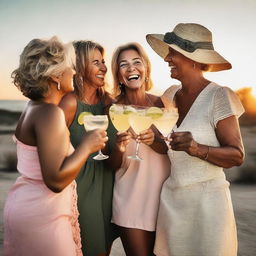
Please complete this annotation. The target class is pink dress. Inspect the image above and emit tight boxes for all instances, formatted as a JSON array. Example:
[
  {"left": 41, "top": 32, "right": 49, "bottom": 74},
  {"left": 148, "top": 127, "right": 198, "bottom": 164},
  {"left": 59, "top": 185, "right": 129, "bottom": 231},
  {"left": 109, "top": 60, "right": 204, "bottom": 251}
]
[
  {"left": 3, "top": 137, "right": 82, "bottom": 256},
  {"left": 112, "top": 139, "right": 171, "bottom": 231}
]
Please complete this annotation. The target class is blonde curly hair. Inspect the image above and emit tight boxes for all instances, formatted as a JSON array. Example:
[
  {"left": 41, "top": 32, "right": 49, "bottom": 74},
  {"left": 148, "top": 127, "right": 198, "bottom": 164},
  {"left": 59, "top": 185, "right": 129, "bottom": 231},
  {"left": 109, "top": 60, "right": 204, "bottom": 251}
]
[{"left": 12, "top": 36, "right": 75, "bottom": 100}]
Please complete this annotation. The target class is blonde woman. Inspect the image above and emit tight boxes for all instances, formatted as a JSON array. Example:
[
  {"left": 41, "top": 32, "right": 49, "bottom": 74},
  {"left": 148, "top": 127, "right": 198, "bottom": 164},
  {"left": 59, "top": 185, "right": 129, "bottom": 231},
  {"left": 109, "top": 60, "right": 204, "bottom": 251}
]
[
  {"left": 3, "top": 37, "right": 108, "bottom": 255},
  {"left": 59, "top": 40, "right": 129, "bottom": 256},
  {"left": 147, "top": 23, "right": 244, "bottom": 256},
  {"left": 111, "top": 42, "right": 171, "bottom": 256}
]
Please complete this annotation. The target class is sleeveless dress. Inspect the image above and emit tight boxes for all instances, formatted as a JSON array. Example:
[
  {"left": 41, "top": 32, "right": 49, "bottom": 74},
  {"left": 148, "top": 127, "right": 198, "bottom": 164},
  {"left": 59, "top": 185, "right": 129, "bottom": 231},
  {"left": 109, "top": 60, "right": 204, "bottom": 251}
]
[
  {"left": 69, "top": 100, "right": 118, "bottom": 256},
  {"left": 154, "top": 82, "right": 244, "bottom": 256},
  {"left": 3, "top": 136, "right": 82, "bottom": 256},
  {"left": 112, "top": 135, "right": 171, "bottom": 231}
]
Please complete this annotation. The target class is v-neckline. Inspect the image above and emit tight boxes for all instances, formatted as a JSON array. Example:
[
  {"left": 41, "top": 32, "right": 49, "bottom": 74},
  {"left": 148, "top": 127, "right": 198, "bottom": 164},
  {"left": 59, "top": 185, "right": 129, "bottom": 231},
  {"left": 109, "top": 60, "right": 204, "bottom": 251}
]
[{"left": 173, "top": 82, "right": 213, "bottom": 129}]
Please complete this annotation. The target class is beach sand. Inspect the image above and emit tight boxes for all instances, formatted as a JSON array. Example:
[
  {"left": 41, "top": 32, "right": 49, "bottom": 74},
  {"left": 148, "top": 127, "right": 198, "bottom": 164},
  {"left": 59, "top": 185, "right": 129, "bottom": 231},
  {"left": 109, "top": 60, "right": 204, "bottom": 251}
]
[{"left": 1, "top": 171, "right": 255, "bottom": 256}]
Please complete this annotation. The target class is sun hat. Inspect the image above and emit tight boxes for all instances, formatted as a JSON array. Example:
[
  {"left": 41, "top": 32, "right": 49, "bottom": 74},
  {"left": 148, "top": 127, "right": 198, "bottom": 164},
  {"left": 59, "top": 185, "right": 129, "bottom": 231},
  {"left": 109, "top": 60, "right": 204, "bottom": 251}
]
[{"left": 146, "top": 23, "right": 231, "bottom": 72}]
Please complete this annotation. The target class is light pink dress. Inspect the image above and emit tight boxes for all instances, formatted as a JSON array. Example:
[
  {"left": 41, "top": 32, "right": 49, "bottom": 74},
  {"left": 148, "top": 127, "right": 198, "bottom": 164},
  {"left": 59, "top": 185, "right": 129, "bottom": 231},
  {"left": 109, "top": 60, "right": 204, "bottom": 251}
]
[
  {"left": 3, "top": 137, "right": 82, "bottom": 256},
  {"left": 112, "top": 139, "right": 171, "bottom": 231}
]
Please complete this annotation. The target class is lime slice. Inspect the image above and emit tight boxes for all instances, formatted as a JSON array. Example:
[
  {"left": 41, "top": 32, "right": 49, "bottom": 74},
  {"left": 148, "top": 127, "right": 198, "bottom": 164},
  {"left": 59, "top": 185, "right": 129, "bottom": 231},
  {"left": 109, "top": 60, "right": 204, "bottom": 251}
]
[
  {"left": 146, "top": 107, "right": 163, "bottom": 119},
  {"left": 123, "top": 106, "right": 137, "bottom": 115},
  {"left": 78, "top": 111, "right": 93, "bottom": 125}
]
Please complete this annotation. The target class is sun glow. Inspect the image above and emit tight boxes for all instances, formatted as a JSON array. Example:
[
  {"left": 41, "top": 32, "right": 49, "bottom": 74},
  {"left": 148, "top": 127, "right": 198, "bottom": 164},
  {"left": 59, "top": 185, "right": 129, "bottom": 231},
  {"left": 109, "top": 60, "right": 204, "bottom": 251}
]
[{"left": 251, "top": 87, "right": 256, "bottom": 98}]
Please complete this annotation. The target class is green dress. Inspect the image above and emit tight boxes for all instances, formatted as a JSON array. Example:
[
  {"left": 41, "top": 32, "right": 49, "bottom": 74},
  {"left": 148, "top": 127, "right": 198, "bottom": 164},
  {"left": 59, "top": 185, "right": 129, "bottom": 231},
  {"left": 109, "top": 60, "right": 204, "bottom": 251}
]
[{"left": 69, "top": 100, "right": 118, "bottom": 256}]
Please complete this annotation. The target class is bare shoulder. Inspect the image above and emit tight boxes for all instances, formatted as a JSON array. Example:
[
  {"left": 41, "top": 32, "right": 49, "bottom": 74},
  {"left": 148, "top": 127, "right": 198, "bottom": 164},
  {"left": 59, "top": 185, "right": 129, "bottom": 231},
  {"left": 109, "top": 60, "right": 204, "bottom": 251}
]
[
  {"left": 35, "top": 103, "right": 65, "bottom": 127},
  {"left": 59, "top": 92, "right": 77, "bottom": 111},
  {"left": 147, "top": 93, "right": 164, "bottom": 107},
  {"left": 59, "top": 92, "right": 77, "bottom": 126}
]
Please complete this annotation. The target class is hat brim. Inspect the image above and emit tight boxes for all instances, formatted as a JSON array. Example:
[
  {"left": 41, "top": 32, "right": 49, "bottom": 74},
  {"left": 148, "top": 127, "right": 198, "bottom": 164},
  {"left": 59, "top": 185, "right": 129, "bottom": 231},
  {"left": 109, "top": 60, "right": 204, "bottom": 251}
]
[{"left": 146, "top": 34, "right": 232, "bottom": 72}]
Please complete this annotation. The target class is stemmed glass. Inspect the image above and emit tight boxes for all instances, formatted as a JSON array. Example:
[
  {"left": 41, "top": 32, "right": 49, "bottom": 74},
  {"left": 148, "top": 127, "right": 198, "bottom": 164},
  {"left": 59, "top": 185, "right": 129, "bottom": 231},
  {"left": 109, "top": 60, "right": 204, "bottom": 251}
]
[
  {"left": 109, "top": 104, "right": 131, "bottom": 132},
  {"left": 152, "top": 107, "right": 179, "bottom": 154},
  {"left": 128, "top": 107, "right": 153, "bottom": 161},
  {"left": 83, "top": 115, "right": 109, "bottom": 160}
]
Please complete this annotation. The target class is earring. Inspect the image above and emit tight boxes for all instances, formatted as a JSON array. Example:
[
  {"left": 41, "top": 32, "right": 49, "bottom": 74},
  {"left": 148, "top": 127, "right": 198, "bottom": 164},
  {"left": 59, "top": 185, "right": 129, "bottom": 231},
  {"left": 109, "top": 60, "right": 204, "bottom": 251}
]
[
  {"left": 193, "top": 63, "right": 196, "bottom": 69},
  {"left": 119, "top": 82, "right": 125, "bottom": 95},
  {"left": 57, "top": 82, "right": 60, "bottom": 90},
  {"left": 145, "top": 77, "right": 149, "bottom": 82}
]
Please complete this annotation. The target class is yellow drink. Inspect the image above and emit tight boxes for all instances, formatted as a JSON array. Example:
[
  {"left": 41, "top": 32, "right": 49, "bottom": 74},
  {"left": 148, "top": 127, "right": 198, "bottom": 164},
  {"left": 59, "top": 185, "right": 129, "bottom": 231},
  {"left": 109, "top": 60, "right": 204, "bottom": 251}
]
[
  {"left": 110, "top": 113, "right": 130, "bottom": 132},
  {"left": 129, "top": 113, "right": 152, "bottom": 134},
  {"left": 153, "top": 112, "right": 178, "bottom": 136}
]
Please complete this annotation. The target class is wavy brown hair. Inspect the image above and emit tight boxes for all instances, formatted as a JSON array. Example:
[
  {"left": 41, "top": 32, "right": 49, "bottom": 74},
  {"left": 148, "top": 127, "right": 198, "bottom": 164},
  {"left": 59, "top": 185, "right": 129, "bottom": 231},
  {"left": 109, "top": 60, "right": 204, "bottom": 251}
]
[
  {"left": 111, "top": 42, "right": 153, "bottom": 97},
  {"left": 72, "top": 40, "right": 109, "bottom": 101}
]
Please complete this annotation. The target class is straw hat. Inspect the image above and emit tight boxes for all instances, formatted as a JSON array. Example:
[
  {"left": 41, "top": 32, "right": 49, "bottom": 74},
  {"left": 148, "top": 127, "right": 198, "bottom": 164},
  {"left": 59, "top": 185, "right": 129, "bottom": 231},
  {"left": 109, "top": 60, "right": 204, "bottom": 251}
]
[{"left": 146, "top": 23, "right": 231, "bottom": 72}]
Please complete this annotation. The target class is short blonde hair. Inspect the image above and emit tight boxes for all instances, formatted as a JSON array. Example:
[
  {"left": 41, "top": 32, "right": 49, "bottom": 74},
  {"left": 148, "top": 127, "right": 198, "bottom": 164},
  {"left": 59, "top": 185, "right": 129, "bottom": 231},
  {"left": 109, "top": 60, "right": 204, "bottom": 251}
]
[
  {"left": 111, "top": 42, "right": 153, "bottom": 97},
  {"left": 12, "top": 36, "right": 75, "bottom": 100}
]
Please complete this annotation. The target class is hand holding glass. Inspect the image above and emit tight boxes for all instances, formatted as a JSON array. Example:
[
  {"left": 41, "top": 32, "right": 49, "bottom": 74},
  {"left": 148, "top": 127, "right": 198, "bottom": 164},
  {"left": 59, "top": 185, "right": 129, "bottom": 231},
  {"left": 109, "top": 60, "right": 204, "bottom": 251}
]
[
  {"left": 128, "top": 108, "right": 153, "bottom": 161},
  {"left": 83, "top": 115, "right": 109, "bottom": 160}
]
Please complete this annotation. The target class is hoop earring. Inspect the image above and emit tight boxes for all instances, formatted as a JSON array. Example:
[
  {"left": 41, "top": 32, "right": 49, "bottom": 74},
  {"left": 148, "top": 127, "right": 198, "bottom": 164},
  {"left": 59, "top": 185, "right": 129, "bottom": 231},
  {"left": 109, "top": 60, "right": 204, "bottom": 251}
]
[{"left": 57, "top": 82, "right": 60, "bottom": 90}]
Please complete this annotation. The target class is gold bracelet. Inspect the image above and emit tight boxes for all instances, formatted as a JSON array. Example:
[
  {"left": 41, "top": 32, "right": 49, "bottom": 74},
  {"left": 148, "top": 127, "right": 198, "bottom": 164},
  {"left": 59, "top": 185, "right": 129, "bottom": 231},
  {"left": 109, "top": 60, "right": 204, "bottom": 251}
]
[{"left": 204, "top": 146, "right": 210, "bottom": 160}]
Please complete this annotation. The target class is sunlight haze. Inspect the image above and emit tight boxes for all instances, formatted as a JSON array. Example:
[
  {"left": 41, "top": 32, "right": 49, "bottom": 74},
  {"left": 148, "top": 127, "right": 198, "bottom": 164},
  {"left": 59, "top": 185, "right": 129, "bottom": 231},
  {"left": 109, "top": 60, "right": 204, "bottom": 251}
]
[{"left": 0, "top": 0, "right": 255, "bottom": 99}]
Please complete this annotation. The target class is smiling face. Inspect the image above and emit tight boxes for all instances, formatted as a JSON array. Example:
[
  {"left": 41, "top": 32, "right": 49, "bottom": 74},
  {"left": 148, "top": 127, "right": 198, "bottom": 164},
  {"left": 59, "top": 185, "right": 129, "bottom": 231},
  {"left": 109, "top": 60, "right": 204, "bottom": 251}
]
[
  {"left": 164, "top": 47, "right": 194, "bottom": 81},
  {"left": 118, "top": 49, "right": 146, "bottom": 91},
  {"left": 86, "top": 49, "right": 107, "bottom": 88}
]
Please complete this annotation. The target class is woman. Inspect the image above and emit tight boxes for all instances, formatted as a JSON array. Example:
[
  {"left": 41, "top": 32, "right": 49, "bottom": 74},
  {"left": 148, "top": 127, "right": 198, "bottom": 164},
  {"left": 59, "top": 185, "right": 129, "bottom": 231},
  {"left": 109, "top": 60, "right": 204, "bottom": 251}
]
[
  {"left": 111, "top": 42, "right": 171, "bottom": 256},
  {"left": 59, "top": 40, "right": 129, "bottom": 256},
  {"left": 3, "top": 37, "right": 108, "bottom": 255},
  {"left": 146, "top": 23, "right": 245, "bottom": 256}
]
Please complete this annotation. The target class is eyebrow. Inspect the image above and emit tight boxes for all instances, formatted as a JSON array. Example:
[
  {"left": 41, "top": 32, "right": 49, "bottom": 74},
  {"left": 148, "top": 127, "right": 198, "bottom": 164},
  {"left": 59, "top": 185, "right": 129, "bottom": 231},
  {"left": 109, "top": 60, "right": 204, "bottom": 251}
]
[{"left": 119, "top": 57, "right": 141, "bottom": 63}]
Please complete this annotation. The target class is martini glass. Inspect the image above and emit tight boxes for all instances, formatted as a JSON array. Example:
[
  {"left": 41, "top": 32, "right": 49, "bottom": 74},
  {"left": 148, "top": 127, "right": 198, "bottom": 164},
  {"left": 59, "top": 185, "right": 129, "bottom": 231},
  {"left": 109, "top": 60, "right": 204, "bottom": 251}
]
[
  {"left": 128, "top": 107, "right": 153, "bottom": 160},
  {"left": 84, "top": 115, "right": 109, "bottom": 160}
]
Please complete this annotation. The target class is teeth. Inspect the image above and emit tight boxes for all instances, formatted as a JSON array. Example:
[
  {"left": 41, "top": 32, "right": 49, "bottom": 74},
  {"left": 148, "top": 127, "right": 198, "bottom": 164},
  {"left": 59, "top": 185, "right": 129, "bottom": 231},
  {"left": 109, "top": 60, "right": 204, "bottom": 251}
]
[
  {"left": 96, "top": 75, "right": 104, "bottom": 78},
  {"left": 170, "top": 66, "right": 176, "bottom": 69},
  {"left": 128, "top": 75, "right": 139, "bottom": 81}
]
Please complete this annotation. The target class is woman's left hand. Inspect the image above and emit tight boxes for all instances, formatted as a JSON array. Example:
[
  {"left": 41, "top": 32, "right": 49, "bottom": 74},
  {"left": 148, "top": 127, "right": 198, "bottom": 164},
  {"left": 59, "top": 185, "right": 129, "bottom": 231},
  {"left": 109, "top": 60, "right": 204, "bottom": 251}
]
[
  {"left": 137, "top": 128, "right": 155, "bottom": 146},
  {"left": 170, "top": 131, "right": 199, "bottom": 156}
]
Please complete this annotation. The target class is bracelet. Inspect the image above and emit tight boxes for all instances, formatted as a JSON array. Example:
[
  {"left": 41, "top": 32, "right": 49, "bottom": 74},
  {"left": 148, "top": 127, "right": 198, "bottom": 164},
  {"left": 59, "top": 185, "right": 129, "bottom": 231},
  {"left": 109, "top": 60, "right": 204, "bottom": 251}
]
[{"left": 204, "top": 146, "right": 210, "bottom": 160}]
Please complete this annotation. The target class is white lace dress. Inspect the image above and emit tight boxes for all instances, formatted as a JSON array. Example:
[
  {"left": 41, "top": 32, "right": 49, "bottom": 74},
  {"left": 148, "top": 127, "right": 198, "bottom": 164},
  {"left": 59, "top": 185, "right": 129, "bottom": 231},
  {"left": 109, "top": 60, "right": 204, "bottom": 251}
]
[{"left": 154, "top": 82, "right": 244, "bottom": 256}]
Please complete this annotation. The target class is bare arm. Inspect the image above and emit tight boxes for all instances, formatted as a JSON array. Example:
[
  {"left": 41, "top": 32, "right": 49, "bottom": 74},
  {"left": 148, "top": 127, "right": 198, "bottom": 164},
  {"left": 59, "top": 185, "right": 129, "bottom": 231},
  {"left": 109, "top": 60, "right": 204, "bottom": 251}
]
[
  {"left": 170, "top": 115, "right": 244, "bottom": 168},
  {"left": 36, "top": 105, "right": 108, "bottom": 192}
]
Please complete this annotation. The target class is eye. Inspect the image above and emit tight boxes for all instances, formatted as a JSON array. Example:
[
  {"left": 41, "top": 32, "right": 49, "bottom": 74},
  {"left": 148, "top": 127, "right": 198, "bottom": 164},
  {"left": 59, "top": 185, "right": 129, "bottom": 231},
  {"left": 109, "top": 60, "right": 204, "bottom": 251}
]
[
  {"left": 119, "top": 63, "right": 128, "bottom": 68},
  {"left": 134, "top": 60, "right": 142, "bottom": 65}
]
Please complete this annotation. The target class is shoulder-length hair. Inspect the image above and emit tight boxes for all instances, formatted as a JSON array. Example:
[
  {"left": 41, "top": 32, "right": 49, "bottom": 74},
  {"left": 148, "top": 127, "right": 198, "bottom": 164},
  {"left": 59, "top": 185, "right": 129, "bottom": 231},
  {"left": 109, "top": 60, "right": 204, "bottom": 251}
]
[
  {"left": 72, "top": 40, "right": 106, "bottom": 101},
  {"left": 111, "top": 42, "right": 153, "bottom": 97}
]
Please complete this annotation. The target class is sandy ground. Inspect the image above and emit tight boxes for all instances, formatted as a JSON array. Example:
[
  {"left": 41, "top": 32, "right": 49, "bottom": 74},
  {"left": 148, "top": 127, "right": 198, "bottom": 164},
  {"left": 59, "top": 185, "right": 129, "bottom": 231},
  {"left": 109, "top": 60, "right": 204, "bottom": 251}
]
[{"left": 0, "top": 171, "right": 255, "bottom": 256}]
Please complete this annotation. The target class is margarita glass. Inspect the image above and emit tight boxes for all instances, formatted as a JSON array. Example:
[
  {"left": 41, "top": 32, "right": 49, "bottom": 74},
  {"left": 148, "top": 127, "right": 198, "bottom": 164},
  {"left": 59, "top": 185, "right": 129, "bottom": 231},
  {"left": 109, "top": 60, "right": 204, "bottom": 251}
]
[
  {"left": 84, "top": 115, "right": 109, "bottom": 160},
  {"left": 128, "top": 107, "right": 153, "bottom": 161}
]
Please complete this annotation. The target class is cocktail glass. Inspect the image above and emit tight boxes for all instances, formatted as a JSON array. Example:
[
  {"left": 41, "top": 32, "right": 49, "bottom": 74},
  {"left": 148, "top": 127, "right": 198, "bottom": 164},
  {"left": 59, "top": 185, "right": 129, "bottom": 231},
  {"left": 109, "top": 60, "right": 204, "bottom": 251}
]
[
  {"left": 84, "top": 115, "right": 109, "bottom": 160},
  {"left": 153, "top": 108, "right": 179, "bottom": 154},
  {"left": 109, "top": 104, "right": 131, "bottom": 132},
  {"left": 128, "top": 107, "right": 153, "bottom": 161}
]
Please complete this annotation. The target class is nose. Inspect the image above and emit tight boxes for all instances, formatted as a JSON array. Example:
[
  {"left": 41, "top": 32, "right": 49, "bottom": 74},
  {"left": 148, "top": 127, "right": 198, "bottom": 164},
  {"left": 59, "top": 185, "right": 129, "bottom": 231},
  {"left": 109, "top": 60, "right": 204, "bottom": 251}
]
[
  {"left": 164, "top": 54, "right": 172, "bottom": 63},
  {"left": 127, "top": 63, "right": 135, "bottom": 71},
  {"left": 100, "top": 63, "right": 107, "bottom": 72}
]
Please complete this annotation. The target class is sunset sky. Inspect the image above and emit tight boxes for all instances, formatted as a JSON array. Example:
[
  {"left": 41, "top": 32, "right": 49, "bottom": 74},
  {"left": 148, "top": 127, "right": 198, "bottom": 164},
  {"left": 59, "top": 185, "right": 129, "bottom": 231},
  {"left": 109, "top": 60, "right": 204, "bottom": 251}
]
[{"left": 0, "top": 0, "right": 255, "bottom": 100}]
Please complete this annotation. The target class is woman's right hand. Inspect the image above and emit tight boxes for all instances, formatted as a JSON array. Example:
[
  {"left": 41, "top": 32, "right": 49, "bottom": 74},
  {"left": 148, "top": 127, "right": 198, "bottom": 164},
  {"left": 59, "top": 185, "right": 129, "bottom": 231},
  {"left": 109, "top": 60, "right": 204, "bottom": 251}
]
[{"left": 82, "top": 129, "right": 108, "bottom": 154}]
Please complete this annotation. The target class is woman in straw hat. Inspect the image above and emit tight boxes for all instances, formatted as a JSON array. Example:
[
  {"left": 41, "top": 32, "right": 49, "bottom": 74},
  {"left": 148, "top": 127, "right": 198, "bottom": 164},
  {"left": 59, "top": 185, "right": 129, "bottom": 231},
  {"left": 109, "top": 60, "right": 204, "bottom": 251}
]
[
  {"left": 4, "top": 37, "right": 108, "bottom": 255},
  {"left": 146, "top": 23, "right": 244, "bottom": 256},
  {"left": 110, "top": 42, "right": 171, "bottom": 256},
  {"left": 59, "top": 40, "right": 130, "bottom": 256}
]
